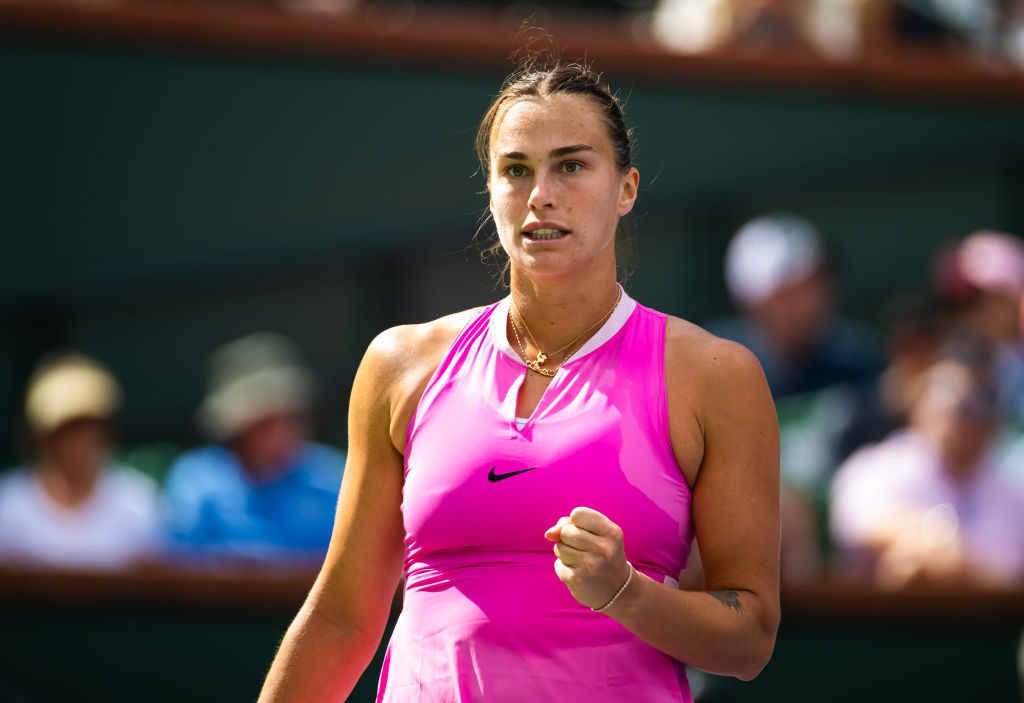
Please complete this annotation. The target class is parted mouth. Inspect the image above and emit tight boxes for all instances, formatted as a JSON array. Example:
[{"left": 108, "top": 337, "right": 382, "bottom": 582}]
[{"left": 522, "top": 221, "right": 571, "bottom": 240}]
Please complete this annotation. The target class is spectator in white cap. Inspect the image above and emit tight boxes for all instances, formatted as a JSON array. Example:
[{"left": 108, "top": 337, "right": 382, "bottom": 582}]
[
  {"left": 705, "top": 213, "right": 882, "bottom": 586},
  {"left": 710, "top": 212, "right": 881, "bottom": 399},
  {"left": 0, "top": 353, "right": 161, "bottom": 569},
  {"left": 935, "top": 230, "right": 1024, "bottom": 422},
  {"left": 161, "top": 332, "right": 344, "bottom": 565}
]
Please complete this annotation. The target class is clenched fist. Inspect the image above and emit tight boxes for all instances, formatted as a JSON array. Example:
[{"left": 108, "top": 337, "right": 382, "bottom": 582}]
[{"left": 544, "top": 506, "right": 632, "bottom": 611}]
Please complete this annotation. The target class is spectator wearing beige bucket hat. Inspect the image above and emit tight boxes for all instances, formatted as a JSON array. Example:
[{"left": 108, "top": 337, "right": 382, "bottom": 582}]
[
  {"left": 162, "top": 333, "right": 344, "bottom": 564},
  {"left": 0, "top": 353, "right": 161, "bottom": 569}
]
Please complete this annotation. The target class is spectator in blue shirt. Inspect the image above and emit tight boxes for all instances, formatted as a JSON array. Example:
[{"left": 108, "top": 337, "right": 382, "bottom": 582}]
[{"left": 162, "top": 333, "right": 344, "bottom": 566}]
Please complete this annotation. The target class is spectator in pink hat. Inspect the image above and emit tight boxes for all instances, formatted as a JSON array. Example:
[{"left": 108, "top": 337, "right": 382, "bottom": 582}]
[{"left": 936, "top": 230, "right": 1024, "bottom": 421}]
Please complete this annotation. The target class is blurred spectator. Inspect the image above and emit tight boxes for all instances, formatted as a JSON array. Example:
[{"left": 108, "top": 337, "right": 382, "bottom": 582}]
[
  {"left": 650, "top": 0, "right": 1024, "bottom": 62},
  {"left": 830, "top": 348, "right": 1024, "bottom": 589},
  {"left": 706, "top": 214, "right": 880, "bottom": 585},
  {"left": 652, "top": 0, "right": 734, "bottom": 53},
  {"left": 1007, "top": 0, "right": 1024, "bottom": 67},
  {"left": 162, "top": 332, "right": 344, "bottom": 565},
  {"left": 836, "top": 291, "right": 949, "bottom": 461},
  {"left": 0, "top": 353, "right": 160, "bottom": 570},
  {"left": 892, "top": 0, "right": 1004, "bottom": 54},
  {"left": 996, "top": 430, "right": 1024, "bottom": 493},
  {"left": 732, "top": 0, "right": 816, "bottom": 50},
  {"left": 710, "top": 212, "right": 882, "bottom": 400},
  {"left": 653, "top": 0, "right": 816, "bottom": 53},
  {"left": 935, "top": 230, "right": 1024, "bottom": 424},
  {"left": 652, "top": 0, "right": 885, "bottom": 57}
]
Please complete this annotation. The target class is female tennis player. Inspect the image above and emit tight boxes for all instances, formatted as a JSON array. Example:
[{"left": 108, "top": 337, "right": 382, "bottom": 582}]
[{"left": 259, "top": 58, "right": 780, "bottom": 703}]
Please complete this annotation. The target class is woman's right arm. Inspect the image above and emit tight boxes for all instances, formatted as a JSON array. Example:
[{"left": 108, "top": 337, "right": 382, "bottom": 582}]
[{"left": 258, "top": 327, "right": 409, "bottom": 703}]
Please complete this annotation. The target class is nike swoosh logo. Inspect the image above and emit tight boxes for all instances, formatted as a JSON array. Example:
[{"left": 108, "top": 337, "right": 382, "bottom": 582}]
[{"left": 488, "top": 466, "right": 538, "bottom": 482}]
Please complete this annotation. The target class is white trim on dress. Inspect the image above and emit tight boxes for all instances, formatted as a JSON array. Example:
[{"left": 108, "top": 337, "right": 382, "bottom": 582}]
[{"left": 489, "top": 283, "right": 637, "bottom": 367}]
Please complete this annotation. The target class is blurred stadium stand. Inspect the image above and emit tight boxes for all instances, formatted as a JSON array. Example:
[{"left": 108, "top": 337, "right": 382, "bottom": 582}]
[{"left": 2, "top": 0, "right": 1022, "bottom": 463}]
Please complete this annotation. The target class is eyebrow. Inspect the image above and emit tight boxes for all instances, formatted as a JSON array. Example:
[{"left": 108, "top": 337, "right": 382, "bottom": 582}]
[{"left": 498, "top": 144, "right": 596, "bottom": 161}]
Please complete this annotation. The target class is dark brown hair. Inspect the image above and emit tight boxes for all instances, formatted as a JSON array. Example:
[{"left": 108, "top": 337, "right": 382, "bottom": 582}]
[{"left": 473, "top": 55, "right": 638, "bottom": 285}]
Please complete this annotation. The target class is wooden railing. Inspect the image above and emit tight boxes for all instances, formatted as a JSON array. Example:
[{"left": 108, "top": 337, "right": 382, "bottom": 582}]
[
  {"left": 2, "top": 564, "right": 1022, "bottom": 623},
  {"left": 2, "top": 0, "right": 1024, "bottom": 103}
]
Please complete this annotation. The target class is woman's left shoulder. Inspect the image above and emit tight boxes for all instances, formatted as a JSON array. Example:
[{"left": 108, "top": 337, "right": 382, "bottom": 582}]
[
  {"left": 660, "top": 315, "right": 771, "bottom": 413},
  {"left": 653, "top": 315, "right": 775, "bottom": 488}
]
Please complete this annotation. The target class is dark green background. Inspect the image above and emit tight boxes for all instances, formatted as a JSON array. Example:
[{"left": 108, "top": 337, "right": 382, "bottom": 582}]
[{"left": 0, "top": 598, "right": 1019, "bottom": 701}]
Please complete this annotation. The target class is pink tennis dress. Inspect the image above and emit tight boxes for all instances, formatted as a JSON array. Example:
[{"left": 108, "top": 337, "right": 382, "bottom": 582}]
[{"left": 376, "top": 287, "right": 695, "bottom": 702}]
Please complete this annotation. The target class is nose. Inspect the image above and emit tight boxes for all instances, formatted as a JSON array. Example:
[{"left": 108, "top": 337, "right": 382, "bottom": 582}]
[{"left": 528, "top": 171, "right": 556, "bottom": 211}]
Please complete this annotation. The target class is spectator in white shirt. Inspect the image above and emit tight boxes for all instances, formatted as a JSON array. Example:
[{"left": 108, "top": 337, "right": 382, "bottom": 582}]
[
  {"left": 0, "top": 353, "right": 160, "bottom": 570},
  {"left": 830, "top": 348, "right": 1024, "bottom": 589}
]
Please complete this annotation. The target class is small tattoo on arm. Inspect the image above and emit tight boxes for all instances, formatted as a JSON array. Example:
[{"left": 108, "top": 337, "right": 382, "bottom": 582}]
[{"left": 708, "top": 590, "right": 743, "bottom": 612}]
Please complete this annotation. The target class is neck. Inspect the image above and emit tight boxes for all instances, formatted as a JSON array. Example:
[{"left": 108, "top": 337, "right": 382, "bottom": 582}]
[
  {"left": 37, "top": 461, "right": 101, "bottom": 509},
  {"left": 230, "top": 443, "right": 290, "bottom": 484},
  {"left": 508, "top": 263, "right": 621, "bottom": 353}
]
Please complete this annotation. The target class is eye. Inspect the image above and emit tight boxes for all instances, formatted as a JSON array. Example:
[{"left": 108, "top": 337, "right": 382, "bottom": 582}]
[
  {"left": 504, "top": 164, "right": 529, "bottom": 178},
  {"left": 561, "top": 161, "right": 583, "bottom": 174}
]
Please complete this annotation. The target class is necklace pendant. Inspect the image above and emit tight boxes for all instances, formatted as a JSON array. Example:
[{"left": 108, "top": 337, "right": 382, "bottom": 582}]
[
  {"left": 525, "top": 358, "right": 555, "bottom": 377},
  {"left": 535, "top": 351, "right": 548, "bottom": 364}
]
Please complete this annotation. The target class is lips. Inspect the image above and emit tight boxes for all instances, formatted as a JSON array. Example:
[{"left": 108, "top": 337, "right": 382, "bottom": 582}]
[{"left": 522, "top": 221, "right": 570, "bottom": 241}]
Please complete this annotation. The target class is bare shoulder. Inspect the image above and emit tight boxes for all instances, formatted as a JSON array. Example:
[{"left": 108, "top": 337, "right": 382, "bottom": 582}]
[
  {"left": 367, "top": 307, "right": 482, "bottom": 372},
  {"left": 364, "top": 306, "right": 486, "bottom": 452},
  {"left": 664, "top": 315, "right": 769, "bottom": 405},
  {"left": 660, "top": 315, "right": 775, "bottom": 490}
]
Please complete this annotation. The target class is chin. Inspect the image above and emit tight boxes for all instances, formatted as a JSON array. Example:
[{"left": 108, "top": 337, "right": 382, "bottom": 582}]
[{"left": 514, "top": 256, "right": 582, "bottom": 282}]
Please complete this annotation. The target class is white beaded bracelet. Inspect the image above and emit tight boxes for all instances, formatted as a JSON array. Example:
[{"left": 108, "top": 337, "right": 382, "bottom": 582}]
[{"left": 592, "top": 561, "right": 635, "bottom": 613}]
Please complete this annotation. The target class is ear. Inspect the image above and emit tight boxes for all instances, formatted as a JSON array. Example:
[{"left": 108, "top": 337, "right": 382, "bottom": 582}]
[{"left": 617, "top": 167, "right": 640, "bottom": 217}]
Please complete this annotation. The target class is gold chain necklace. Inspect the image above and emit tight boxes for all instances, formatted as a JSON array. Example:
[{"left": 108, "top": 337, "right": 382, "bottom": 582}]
[{"left": 509, "top": 286, "right": 623, "bottom": 377}]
